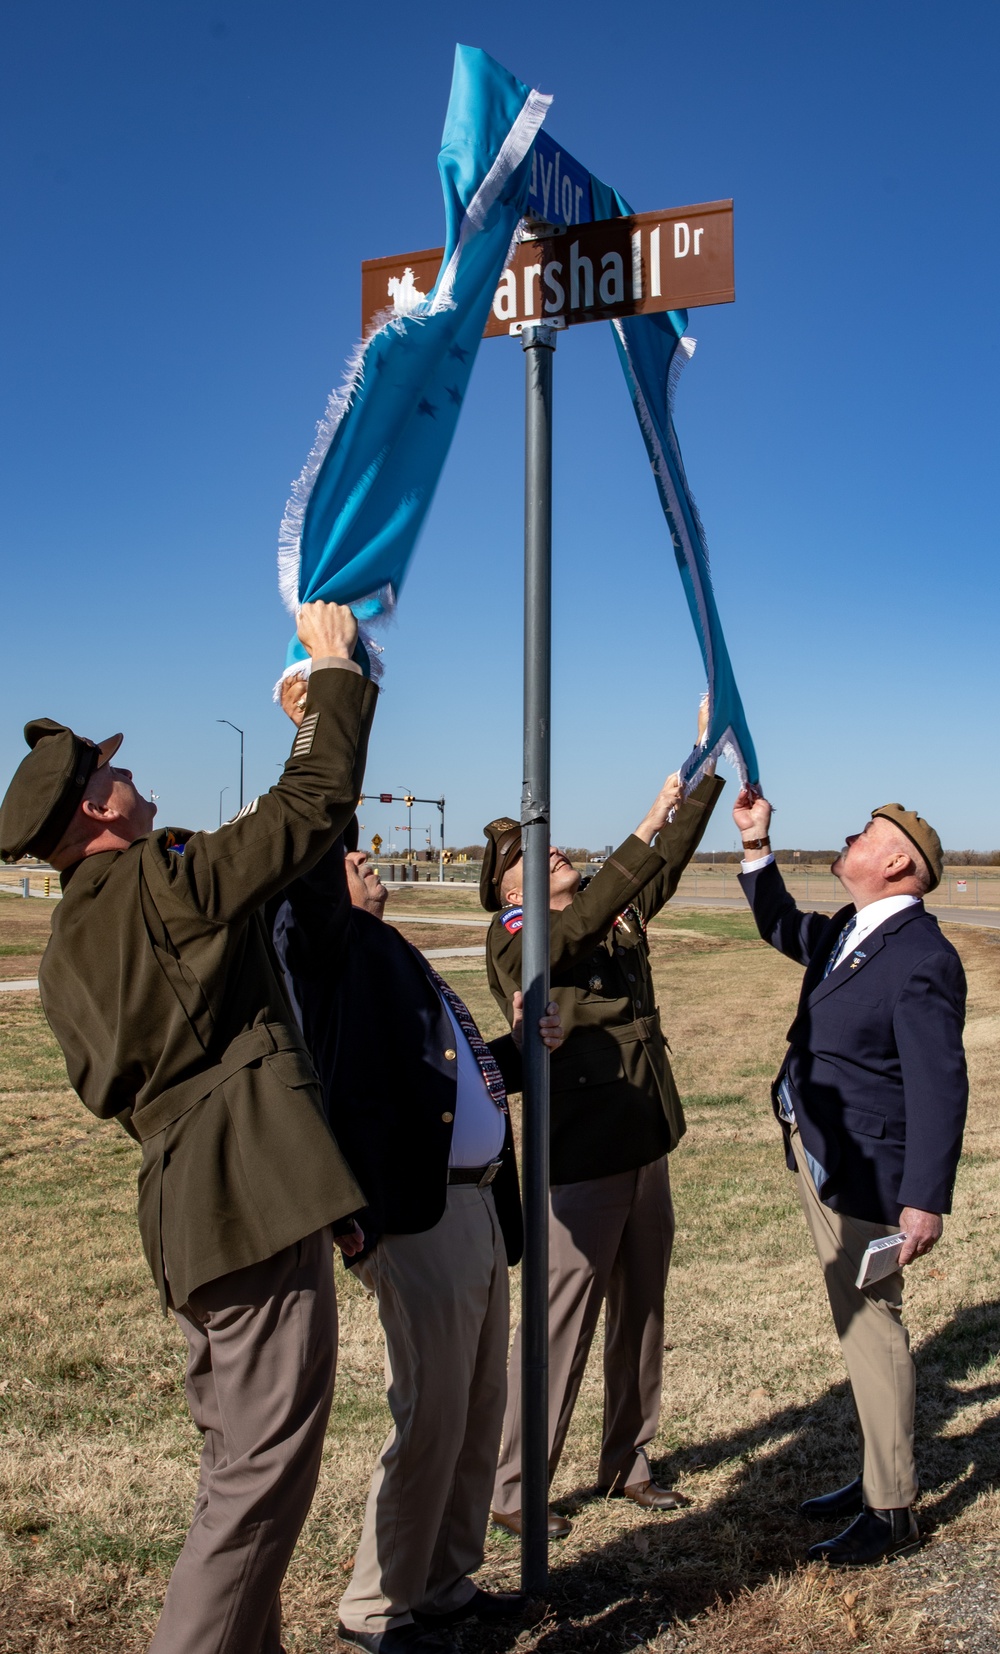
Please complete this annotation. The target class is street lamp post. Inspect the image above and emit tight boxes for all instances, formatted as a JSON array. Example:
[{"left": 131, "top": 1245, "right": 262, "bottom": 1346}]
[{"left": 217, "top": 721, "right": 244, "bottom": 809}]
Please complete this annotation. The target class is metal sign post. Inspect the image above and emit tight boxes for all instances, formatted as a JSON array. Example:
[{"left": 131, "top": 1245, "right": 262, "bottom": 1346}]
[
  {"left": 361, "top": 188, "right": 735, "bottom": 1603},
  {"left": 519, "top": 321, "right": 555, "bottom": 1596}
]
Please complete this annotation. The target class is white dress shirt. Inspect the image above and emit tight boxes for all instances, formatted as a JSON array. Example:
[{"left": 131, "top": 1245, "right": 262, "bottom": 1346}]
[
  {"left": 441, "top": 997, "right": 507, "bottom": 1168},
  {"left": 740, "top": 852, "right": 920, "bottom": 970}
]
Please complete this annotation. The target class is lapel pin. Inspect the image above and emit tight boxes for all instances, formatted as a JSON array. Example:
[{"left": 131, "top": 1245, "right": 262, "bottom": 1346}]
[{"left": 850, "top": 950, "right": 867, "bottom": 969}]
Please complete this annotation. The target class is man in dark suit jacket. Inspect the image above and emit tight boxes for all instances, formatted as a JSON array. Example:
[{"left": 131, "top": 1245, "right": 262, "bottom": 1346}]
[
  {"left": 734, "top": 789, "right": 968, "bottom": 1566},
  {"left": 271, "top": 772, "right": 562, "bottom": 1654}
]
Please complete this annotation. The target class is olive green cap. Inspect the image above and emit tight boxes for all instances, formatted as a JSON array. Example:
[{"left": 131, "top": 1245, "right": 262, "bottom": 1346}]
[
  {"left": 871, "top": 802, "right": 943, "bottom": 891},
  {"left": 480, "top": 816, "right": 523, "bottom": 911},
  {"left": 0, "top": 720, "right": 123, "bottom": 865}
]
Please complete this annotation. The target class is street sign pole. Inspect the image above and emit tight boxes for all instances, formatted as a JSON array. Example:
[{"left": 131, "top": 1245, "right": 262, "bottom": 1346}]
[
  {"left": 519, "top": 321, "right": 555, "bottom": 1598},
  {"left": 360, "top": 186, "right": 736, "bottom": 1602}
]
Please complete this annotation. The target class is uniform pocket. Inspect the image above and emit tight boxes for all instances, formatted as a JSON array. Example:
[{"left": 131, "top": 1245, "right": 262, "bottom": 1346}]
[
  {"left": 841, "top": 1106, "right": 886, "bottom": 1139},
  {"left": 265, "top": 1049, "right": 321, "bottom": 1091},
  {"left": 551, "top": 1044, "right": 625, "bottom": 1091}
]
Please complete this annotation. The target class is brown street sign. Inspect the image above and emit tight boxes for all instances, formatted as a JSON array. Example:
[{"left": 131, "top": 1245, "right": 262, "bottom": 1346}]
[{"left": 361, "top": 200, "right": 734, "bottom": 338}]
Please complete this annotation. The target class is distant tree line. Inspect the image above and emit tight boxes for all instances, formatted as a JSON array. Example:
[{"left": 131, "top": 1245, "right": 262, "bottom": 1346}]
[
  {"left": 448, "top": 845, "right": 1000, "bottom": 867},
  {"left": 689, "top": 849, "right": 1000, "bottom": 867}
]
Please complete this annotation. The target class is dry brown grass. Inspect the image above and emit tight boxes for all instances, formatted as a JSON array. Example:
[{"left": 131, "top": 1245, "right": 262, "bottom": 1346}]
[
  {"left": 0, "top": 891, "right": 57, "bottom": 979},
  {"left": 1, "top": 901, "right": 998, "bottom": 1652}
]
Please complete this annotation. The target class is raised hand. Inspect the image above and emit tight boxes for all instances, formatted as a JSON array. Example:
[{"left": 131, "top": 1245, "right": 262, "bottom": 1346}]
[
  {"left": 296, "top": 600, "right": 358, "bottom": 662},
  {"left": 279, "top": 674, "right": 309, "bottom": 728},
  {"left": 734, "top": 785, "right": 772, "bottom": 843},
  {"left": 634, "top": 772, "right": 684, "bottom": 845}
]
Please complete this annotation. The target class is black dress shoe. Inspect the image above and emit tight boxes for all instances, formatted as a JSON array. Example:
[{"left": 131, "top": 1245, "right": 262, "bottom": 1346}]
[
  {"left": 336, "top": 1622, "right": 455, "bottom": 1652},
  {"left": 808, "top": 1506, "right": 920, "bottom": 1567},
  {"left": 491, "top": 1505, "right": 572, "bottom": 1539},
  {"left": 413, "top": 1587, "right": 526, "bottom": 1628},
  {"left": 799, "top": 1475, "right": 864, "bottom": 1522}
]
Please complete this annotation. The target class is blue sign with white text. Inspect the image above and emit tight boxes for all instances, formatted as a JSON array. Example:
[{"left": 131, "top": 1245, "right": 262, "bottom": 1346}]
[{"left": 526, "top": 130, "right": 592, "bottom": 227}]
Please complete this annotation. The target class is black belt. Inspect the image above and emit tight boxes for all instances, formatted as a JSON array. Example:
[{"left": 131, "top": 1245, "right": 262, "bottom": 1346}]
[{"left": 448, "top": 1159, "right": 503, "bottom": 1188}]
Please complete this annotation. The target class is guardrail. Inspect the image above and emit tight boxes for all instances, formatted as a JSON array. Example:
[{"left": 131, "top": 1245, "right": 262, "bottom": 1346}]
[{"left": 3, "top": 863, "right": 997, "bottom": 906}]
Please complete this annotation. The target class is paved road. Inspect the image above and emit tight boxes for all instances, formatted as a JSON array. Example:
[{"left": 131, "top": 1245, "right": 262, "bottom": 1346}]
[{"left": 386, "top": 914, "right": 489, "bottom": 928}]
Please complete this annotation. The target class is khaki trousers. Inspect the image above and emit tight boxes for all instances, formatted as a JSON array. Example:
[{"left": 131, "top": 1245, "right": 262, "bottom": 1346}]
[
  {"left": 493, "top": 1156, "right": 674, "bottom": 1515},
  {"left": 790, "top": 1127, "right": 917, "bottom": 1508},
  {"left": 339, "top": 1184, "right": 509, "bottom": 1638},
  {"left": 150, "top": 1229, "right": 337, "bottom": 1654}
]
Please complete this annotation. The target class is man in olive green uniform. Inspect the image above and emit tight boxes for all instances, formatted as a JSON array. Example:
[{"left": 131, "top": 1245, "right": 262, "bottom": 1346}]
[
  {"left": 0, "top": 603, "right": 377, "bottom": 1654},
  {"left": 482, "top": 760, "right": 724, "bottom": 1535}
]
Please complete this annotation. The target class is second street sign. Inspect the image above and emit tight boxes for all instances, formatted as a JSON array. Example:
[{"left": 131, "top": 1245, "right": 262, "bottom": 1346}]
[{"left": 361, "top": 200, "right": 734, "bottom": 338}]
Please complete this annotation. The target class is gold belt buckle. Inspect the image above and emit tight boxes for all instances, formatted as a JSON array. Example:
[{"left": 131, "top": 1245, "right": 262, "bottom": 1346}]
[{"left": 478, "top": 1159, "right": 503, "bottom": 1189}]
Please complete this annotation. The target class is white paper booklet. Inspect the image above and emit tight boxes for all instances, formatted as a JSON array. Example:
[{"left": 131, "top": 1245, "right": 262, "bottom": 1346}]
[{"left": 856, "top": 1232, "right": 906, "bottom": 1290}]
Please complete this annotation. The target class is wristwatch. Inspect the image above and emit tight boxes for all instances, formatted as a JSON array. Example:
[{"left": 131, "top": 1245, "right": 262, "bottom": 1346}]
[{"left": 742, "top": 836, "right": 771, "bottom": 852}]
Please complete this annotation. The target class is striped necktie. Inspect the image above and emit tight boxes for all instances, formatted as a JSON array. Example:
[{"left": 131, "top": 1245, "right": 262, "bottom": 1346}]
[
  {"left": 823, "top": 918, "right": 857, "bottom": 978},
  {"left": 422, "top": 960, "right": 509, "bottom": 1115}
]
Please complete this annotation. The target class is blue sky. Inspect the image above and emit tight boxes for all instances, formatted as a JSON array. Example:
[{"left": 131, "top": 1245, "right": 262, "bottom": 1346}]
[{"left": 2, "top": 1, "right": 997, "bottom": 853}]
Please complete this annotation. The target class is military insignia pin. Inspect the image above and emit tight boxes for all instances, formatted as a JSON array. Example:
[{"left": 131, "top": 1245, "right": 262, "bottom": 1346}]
[
  {"left": 850, "top": 950, "right": 867, "bottom": 969},
  {"left": 588, "top": 975, "right": 603, "bottom": 992}
]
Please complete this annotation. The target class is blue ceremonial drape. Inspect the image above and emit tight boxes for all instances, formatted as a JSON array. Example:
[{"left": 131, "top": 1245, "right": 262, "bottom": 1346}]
[
  {"left": 587, "top": 178, "right": 758, "bottom": 791},
  {"left": 277, "top": 46, "right": 550, "bottom": 681}
]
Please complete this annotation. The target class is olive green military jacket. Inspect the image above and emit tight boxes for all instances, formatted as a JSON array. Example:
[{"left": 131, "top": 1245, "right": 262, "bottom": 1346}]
[
  {"left": 39, "top": 665, "right": 377, "bottom": 1310},
  {"left": 487, "top": 775, "right": 724, "bottom": 1184}
]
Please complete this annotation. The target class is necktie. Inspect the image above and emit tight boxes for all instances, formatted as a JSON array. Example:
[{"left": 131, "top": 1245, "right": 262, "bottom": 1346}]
[
  {"left": 422, "top": 959, "right": 508, "bottom": 1115},
  {"left": 823, "top": 918, "right": 857, "bottom": 978}
]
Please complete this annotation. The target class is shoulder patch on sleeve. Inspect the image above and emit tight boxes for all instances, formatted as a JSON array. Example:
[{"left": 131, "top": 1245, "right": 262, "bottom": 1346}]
[
  {"left": 500, "top": 905, "right": 523, "bottom": 935},
  {"left": 291, "top": 712, "right": 319, "bottom": 757}
]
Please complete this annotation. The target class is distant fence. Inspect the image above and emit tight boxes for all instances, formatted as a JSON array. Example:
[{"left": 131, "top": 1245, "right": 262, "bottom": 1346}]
[{"left": 3, "top": 862, "right": 998, "bottom": 907}]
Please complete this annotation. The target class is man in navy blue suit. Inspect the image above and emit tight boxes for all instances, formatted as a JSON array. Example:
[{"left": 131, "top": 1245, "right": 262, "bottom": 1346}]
[
  {"left": 271, "top": 677, "right": 563, "bottom": 1654},
  {"left": 733, "top": 790, "right": 968, "bottom": 1566}
]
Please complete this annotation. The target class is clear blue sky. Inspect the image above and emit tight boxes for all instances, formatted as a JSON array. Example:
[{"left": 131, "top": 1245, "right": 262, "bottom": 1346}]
[{"left": 2, "top": 1, "right": 997, "bottom": 853}]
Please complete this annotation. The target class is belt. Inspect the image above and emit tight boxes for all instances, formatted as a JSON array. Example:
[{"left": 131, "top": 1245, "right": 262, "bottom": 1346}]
[
  {"left": 606, "top": 1012, "right": 660, "bottom": 1047},
  {"left": 132, "top": 1022, "right": 308, "bottom": 1143},
  {"left": 448, "top": 1159, "right": 503, "bottom": 1188}
]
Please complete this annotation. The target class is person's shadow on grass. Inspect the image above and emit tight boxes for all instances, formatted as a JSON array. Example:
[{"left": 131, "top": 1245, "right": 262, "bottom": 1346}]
[{"left": 459, "top": 1296, "right": 1000, "bottom": 1652}]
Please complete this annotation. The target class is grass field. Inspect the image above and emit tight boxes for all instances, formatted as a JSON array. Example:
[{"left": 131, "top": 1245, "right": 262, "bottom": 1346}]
[{"left": 1, "top": 889, "right": 999, "bottom": 1652}]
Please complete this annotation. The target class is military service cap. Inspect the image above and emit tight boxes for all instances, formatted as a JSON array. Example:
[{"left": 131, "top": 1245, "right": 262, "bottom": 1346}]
[
  {"left": 0, "top": 719, "right": 123, "bottom": 864},
  {"left": 870, "top": 802, "right": 943, "bottom": 891},
  {"left": 480, "top": 816, "right": 523, "bottom": 911}
]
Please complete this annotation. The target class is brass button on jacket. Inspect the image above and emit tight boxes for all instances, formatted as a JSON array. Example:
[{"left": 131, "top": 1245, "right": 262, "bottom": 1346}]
[
  {"left": 441, "top": 1110, "right": 454, "bottom": 1123},
  {"left": 444, "top": 1048, "right": 457, "bottom": 1061}
]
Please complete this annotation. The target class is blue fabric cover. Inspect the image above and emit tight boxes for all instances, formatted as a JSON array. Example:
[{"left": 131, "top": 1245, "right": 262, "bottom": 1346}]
[
  {"left": 590, "top": 175, "right": 759, "bottom": 790},
  {"left": 279, "top": 46, "right": 550, "bottom": 677}
]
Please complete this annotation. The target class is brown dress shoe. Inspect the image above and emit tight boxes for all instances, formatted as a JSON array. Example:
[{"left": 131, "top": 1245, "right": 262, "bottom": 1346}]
[
  {"left": 491, "top": 1506, "right": 572, "bottom": 1539},
  {"left": 619, "top": 1480, "right": 691, "bottom": 1510}
]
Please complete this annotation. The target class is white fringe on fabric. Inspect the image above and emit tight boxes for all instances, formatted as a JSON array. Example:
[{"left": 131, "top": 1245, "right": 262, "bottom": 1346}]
[
  {"left": 277, "top": 84, "right": 551, "bottom": 632},
  {"left": 270, "top": 623, "right": 386, "bottom": 704},
  {"left": 430, "top": 87, "right": 551, "bottom": 315}
]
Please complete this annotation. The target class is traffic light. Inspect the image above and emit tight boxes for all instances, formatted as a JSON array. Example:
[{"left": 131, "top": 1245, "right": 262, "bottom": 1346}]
[
  {"left": 403, "top": 794, "right": 415, "bottom": 808},
  {"left": 442, "top": 850, "right": 453, "bottom": 864}
]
